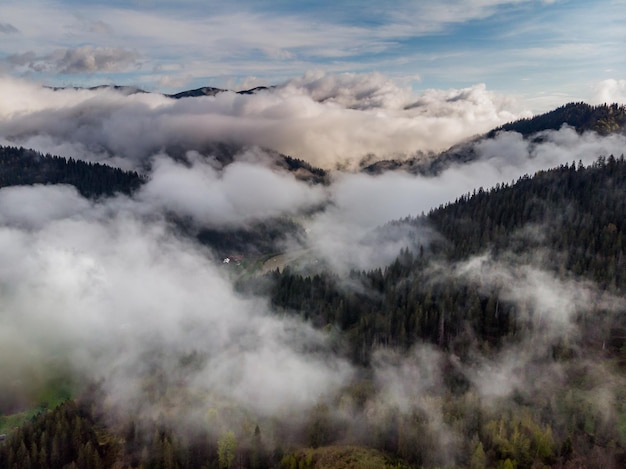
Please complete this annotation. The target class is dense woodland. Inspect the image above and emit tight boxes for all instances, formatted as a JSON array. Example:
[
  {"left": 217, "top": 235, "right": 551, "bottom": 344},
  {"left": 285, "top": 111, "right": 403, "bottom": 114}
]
[
  {"left": 364, "top": 103, "right": 626, "bottom": 175},
  {"left": 490, "top": 103, "right": 626, "bottom": 137},
  {"left": 0, "top": 149, "right": 625, "bottom": 467},
  {"left": 256, "top": 155, "right": 625, "bottom": 357},
  {"left": 0, "top": 146, "right": 144, "bottom": 198}
]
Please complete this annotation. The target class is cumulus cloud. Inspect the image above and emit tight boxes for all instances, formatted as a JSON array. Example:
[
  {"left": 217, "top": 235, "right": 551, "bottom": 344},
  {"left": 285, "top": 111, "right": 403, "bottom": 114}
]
[
  {"left": 0, "top": 73, "right": 527, "bottom": 170},
  {"left": 6, "top": 46, "right": 139, "bottom": 74},
  {"left": 283, "top": 71, "right": 413, "bottom": 110},
  {"left": 137, "top": 152, "right": 327, "bottom": 228},
  {"left": 592, "top": 78, "right": 626, "bottom": 105},
  {"left": 300, "top": 171, "right": 439, "bottom": 273},
  {"left": 0, "top": 199, "right": 352, "bottom": 419},
  {"left": 0, "top": 184, "right": 91, "bottom": 230}
]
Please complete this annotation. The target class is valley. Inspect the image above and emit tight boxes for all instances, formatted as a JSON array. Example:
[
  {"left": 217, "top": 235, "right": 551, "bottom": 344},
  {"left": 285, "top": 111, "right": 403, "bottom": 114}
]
[{"left": 0, "top": 83, "right": 624, "bottom": 468}]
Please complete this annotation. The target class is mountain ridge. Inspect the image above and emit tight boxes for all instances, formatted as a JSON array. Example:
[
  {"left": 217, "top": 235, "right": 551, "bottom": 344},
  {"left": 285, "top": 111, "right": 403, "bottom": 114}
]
[
  {"left": 47, "top": 84, "right": 274, "bottom": 99},
  {"left": 363, "top": 102, "right": 626, "bottom": 175}
]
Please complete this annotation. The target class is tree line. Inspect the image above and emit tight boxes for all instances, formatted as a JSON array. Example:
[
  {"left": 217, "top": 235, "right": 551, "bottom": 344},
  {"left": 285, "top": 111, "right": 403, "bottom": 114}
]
[{"left": 0, "top": 146, "right": 144, "bottom": 198}]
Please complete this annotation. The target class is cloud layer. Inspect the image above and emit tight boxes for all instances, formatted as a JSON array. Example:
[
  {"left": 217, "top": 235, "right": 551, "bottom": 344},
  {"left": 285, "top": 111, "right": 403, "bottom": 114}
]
[
  {"left": 8, "top": 46, "right": 139, "bottom": 74},
  {"left": 0, "top": 196, "right": 352, "bottom": 420},
  {"left": 0, "top": 74, "right": 526, "bottom": 169},
  {"left": 298, "top": 123, "right": 626, "bottom": 273},
  {"left": 0, "top": 69, "right": 624, "bottom": 464},
  {"left": 2, "top": 74, "right": 624, "bottom": 276}
]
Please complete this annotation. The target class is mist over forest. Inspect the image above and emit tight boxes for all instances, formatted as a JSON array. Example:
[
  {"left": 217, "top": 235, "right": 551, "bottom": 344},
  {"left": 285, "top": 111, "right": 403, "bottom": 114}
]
[{"left": 0, "top": 74, "right": 625, "bottom": 469}]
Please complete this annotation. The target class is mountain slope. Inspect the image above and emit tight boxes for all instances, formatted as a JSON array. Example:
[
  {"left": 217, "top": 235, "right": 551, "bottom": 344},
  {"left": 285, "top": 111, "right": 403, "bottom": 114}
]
[
  {"left": 364, "top": 102, "right": 626, "bottom": 175},
  {"left": 166, "top": 86, "right": 225, "bottom": 98},
  {"left": 0, "top": 145, "right": 326, "bottom": 257},
  {"left": 1, "top": 156, "right": 625, "bottom": 469},
  {"left": 490, "top": 102, "right": 626, "bottom": 137},
  {"left": 0, "top": 146, "right": 144, "bottom": 198},
  {"left": 265, "top": 155, "right": 626, "bottom": 353}
]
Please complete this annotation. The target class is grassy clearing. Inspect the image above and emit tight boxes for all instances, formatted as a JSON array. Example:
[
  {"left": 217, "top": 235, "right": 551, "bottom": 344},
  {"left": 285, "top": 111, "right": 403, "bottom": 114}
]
[{"left": 0, "top": 376, "right": 73, "bottom": 434}]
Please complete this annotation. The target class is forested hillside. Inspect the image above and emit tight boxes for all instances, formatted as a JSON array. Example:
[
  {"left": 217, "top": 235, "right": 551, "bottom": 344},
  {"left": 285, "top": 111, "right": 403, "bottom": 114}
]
[
  {"left": 490, "top": 103, "right": 626, "bottom": 137},
  {"left": 364, "top": 103, "right": 626, "bottom": 175},
  {"left": 0, "top": 146, "right": 321, "bottom": 257},
  {"left": 430, "top": 155, "right": 625, "bottom": 283},
  {"left": 242, "top": 155, "right": 626, "bottom": 467},
  {"left": 1, "top": 155, "right": 624, "bottom": 468},
  {"left": 261, "top": 155, "right": 625, "bottom": 356},
  {"left": 0, "top": 146, "right": 144, "bottom": 198}
]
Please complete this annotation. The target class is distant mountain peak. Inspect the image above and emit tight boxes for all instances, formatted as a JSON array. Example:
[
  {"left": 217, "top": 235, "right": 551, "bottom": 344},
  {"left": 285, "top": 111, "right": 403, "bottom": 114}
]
[
  {"left": 47, "top": 84, "right": 147, "bottom": 95},
  {"left": 48, "top": 84, "right": 274, "bottom": 99},
  {"left": 166, "top": 86, "right": 225, "bottom": 99},
  {"left": 167, "top": 85, "right": 274, "bottom": 99}
]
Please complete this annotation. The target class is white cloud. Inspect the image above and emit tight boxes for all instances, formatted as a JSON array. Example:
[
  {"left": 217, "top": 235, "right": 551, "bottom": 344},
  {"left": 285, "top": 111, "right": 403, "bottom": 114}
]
[
  {"left": 137, "top": 153, "right": 327, "bottom": 228},
  {"left": 0, "top": 74, "right": 528, "bottom": 170},
  {"left": 3, "top": 0, "right": 610, "bottom": 99},
  {"left": 0, "top": 185, "right": 91, "bottom": 229},
  {"left": 294, "top": 124, "right": 626, "bottom": 273},
  {"left": 0, "top": 205, "right": 353, "bottom": 418},
  {"left": 7, "top": 46, "right": 140, "bottom": 74},
  {"left": 591, "top": 78, "right": 626, "bottom": 104}
]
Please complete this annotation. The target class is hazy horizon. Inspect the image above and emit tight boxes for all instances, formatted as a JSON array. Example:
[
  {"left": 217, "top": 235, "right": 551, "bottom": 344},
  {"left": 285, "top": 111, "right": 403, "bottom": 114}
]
[{"left": 1, "top": 0, "right": 625, "bottom": 113}]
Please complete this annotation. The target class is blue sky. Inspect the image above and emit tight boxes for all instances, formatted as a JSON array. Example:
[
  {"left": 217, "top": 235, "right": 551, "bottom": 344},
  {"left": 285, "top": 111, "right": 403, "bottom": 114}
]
[{"left": 1, "top": 0, "right": 625, "bottom": 110}]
